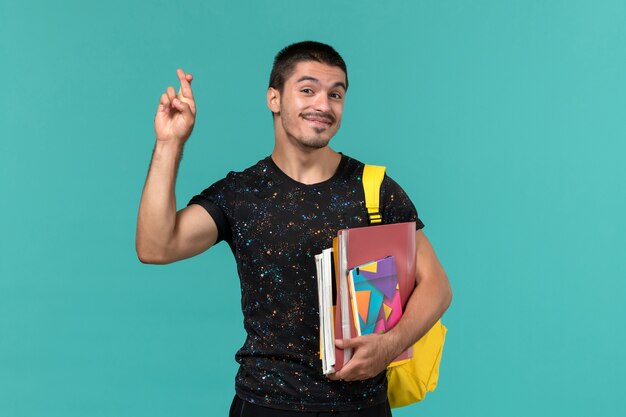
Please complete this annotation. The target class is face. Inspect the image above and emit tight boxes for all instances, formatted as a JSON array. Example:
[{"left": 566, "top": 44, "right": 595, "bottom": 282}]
[{"left": 268, "top": 61, "right": 347, "bottom": 150}]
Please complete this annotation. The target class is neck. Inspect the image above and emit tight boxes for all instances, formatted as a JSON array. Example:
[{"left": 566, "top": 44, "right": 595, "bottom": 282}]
[{"left": 271, "top": 143, "right": 342, "bottom": 185}]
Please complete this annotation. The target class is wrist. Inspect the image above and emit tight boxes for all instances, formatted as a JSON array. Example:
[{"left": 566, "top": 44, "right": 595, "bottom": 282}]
[
  {"left": 382, "top": 330, "right": 406, "bottom": 361},
  {"left": 150, "top": 140, "right": 185, "bottom": 172},
  {"left": 153, "top": 140, "right": 184, "bottom": 158},
  {"left": 155, "top": 138, "right": 184, "bottom": 151}
]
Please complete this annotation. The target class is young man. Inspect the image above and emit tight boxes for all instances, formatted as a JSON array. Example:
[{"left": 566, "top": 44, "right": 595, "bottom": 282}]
[{"left": 136, "top": 41, "right": 451, "bottom": 416}]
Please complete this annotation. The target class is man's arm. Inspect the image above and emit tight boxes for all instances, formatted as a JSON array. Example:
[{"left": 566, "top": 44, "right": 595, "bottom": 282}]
[
  {"left": 329, "top": 229, "right": 452, "bottom": 381},
  {"left": 136, "top": 69, "right": 218, "bottom": 264}
]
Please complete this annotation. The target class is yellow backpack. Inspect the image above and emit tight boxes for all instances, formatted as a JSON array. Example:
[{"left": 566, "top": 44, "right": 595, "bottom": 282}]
[{"left": 362, "top": 164, "right": 448, "bottom": 408}]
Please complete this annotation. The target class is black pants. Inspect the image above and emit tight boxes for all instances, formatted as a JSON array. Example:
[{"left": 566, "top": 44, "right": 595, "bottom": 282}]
[{"left": 229, "top": 395, "right": 393, "bottom": 417}]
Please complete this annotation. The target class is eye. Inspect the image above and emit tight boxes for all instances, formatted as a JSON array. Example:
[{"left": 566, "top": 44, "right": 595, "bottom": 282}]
[
  {"left": 329, "top": 92, "right": 343, "bottom": 100},
  {"left": 301, "top": 88, "right": 314, "bottom": 94}
]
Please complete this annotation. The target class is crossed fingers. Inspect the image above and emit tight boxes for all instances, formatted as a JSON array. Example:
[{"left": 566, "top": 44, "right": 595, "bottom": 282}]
[{"left": 159, "top": 69, "right": 195, "bottom": 114}]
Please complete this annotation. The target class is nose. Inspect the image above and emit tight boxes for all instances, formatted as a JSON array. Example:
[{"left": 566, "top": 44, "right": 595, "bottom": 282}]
[{"left": 313, "top": 92, "right": 331, "bottom": 112}]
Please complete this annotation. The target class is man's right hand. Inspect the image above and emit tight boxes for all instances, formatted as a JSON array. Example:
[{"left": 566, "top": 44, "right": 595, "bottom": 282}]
[{"left": 154, "top": 68, "right": 196, "bottom": 144}]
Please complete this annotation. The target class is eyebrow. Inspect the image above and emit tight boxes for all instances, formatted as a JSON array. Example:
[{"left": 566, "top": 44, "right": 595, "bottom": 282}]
[{"left": 296, "top": 76, "right": 347, "bottom": 91}]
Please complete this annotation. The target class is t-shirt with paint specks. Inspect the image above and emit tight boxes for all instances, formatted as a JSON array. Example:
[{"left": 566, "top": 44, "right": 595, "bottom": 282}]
[{"left": 188, "top": 153, "right": 423, "bottom": 412}]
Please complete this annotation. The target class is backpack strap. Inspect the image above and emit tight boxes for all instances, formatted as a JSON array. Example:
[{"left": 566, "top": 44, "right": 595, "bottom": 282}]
[{"left": 362, "top": 164, "right": 386, "bottom": 225}]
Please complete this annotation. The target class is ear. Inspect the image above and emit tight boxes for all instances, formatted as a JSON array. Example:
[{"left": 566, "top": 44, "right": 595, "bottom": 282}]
[{"left": 267, "top": 87, "right": 280, "bottom": 114}]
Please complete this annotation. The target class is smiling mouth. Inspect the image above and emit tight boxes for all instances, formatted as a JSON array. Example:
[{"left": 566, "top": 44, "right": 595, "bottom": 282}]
[
  {"left": 304, "top": 118, "right": 331, "bottom": 128},
  {"left": 301, "top": 112, "right": 335, "bottom": 127}
]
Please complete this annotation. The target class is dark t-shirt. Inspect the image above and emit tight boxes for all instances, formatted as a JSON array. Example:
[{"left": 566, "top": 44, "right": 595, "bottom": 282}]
[{"left": 188, "top": 154, "right": 424, "bottom": 411}]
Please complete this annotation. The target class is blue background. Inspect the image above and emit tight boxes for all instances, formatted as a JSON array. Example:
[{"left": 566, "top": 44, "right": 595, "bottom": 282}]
[{"left": 2, "top": 1, "right": 625, "bottom": 415}]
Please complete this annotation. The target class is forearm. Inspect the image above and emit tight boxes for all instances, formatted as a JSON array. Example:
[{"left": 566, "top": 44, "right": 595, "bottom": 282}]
[
  {"left": 136, "top": 141, "right": 184, "bottom": 263},
  {"left": 385, "top": 271, "right": 452, "bottom": 358}
]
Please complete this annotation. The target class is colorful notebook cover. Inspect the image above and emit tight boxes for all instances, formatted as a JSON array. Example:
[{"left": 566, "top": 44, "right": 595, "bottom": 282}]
[{"left": 348, "top": 256, "right": 402, "bottom": 336}]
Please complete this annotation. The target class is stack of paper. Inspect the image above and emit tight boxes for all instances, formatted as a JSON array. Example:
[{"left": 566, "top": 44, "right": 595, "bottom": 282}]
[{"left": 315, "top": 248, "right": 336, "bottom": 375}]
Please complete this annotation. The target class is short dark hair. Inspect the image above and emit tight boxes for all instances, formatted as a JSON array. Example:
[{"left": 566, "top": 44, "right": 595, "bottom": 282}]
[{"left": 269, "top": 41, "right": 348, "bottom": 92}]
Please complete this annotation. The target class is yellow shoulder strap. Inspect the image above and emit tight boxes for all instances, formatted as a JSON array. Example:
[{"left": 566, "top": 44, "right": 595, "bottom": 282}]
[{"left": 362, "top": 164, "right": 386, "bottom": 224}]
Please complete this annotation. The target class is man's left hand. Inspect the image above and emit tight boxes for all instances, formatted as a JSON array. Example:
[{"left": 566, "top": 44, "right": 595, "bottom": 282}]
[{"left": 327, "top": 334, "right": 399, "bottom": 381}]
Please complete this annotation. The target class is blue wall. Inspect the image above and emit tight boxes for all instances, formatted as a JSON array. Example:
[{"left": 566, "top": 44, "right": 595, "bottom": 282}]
[{"left": 2, "top": 1, "right": 625, "bottom": 415}]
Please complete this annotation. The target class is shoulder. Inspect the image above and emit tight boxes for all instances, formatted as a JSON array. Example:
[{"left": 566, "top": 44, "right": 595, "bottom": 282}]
[
  {"left": 337, "top": 153, "right": 366, "bottom": 180},
  {"left": 207, "top": 156, "right": 274, "bottom": 192}
]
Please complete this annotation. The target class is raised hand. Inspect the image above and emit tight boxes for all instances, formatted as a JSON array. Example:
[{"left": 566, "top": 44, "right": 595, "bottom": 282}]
[{"left": 154, "top": 69, "right": 196, "bottom": 144}]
